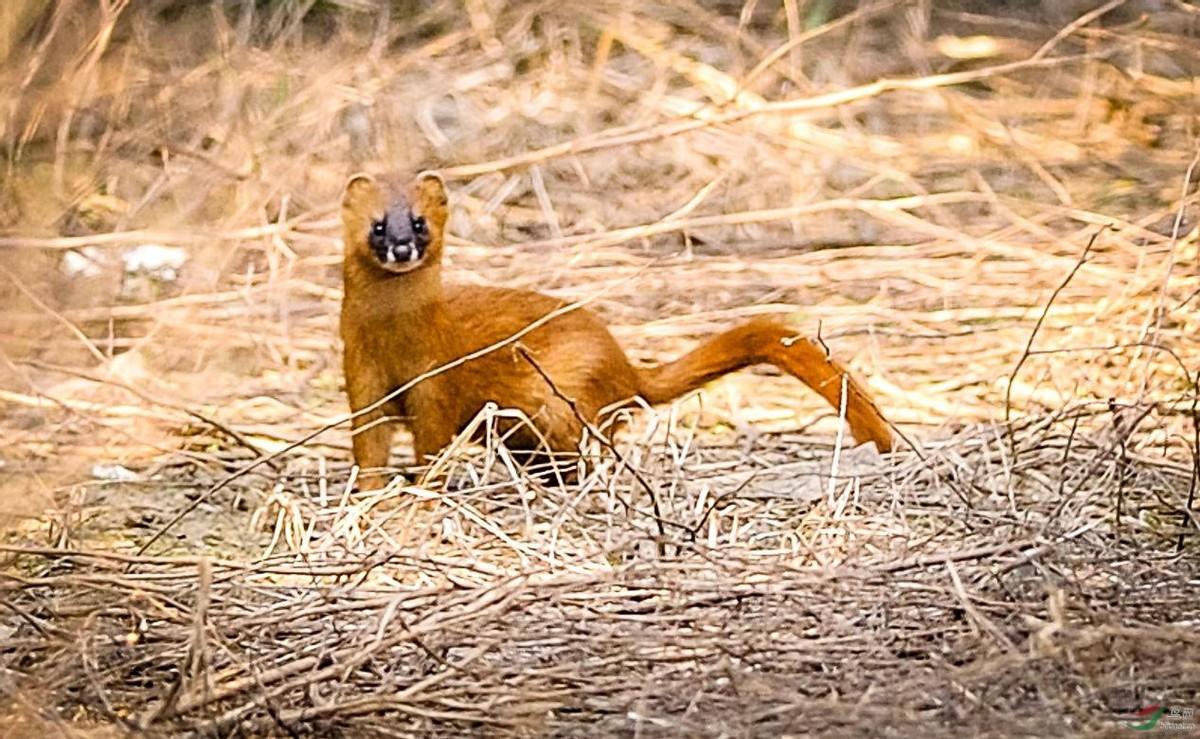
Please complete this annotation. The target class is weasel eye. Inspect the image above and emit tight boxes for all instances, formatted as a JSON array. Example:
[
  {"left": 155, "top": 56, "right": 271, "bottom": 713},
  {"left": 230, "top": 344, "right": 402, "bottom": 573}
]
[
  {"left": 411, "top": 216, "right": 427, "bottom": 235},
  {"left": 371, "top": 219, "right": 385, "bottom": 237}
]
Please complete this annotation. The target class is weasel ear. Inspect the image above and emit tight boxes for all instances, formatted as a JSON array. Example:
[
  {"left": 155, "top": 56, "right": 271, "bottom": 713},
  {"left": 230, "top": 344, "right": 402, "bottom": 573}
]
[
  {"left": 414, "top": 170, "right": 447, "bottom": 208},
  {"left": 342, "top": 172, "right": 378, "bottom": 209}
]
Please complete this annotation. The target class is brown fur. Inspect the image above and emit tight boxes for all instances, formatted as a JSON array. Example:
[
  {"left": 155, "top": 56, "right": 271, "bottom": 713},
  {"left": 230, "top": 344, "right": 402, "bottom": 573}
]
[{"left": 340, "top": 173, "right": 893, "bottom": 489}]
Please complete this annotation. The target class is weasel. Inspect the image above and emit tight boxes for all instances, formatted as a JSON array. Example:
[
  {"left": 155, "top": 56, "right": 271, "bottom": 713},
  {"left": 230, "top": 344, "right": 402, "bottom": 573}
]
[{"left": 340, "top": 172, "right": 893, "bottom": 489}]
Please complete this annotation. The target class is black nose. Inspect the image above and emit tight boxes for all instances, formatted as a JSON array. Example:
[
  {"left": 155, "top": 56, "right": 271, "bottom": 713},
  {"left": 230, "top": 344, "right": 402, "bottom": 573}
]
[{"left": 383, "top": 241, "right": 420, "bottom": 264}]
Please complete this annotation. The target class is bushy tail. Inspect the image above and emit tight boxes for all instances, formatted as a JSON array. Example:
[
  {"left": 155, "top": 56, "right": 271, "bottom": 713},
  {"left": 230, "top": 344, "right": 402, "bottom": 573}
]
[{"left": 635, "top": 319, "right": 893, "bottom": 452}]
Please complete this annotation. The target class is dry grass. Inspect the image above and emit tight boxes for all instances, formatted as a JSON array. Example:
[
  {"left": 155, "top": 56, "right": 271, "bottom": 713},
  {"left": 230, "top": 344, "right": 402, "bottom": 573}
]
[{"left": 1, "top": 0, "right": 1198, "bottom": 735}]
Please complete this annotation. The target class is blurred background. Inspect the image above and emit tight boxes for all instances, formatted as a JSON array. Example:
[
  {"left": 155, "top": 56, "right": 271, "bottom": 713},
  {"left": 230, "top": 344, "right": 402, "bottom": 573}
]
[
  {"left": 0, "top": 0, "right": 1196, "bottom": 528},
  {"left": 2, "top": 3, "right": 1199, "bottom": 735}
]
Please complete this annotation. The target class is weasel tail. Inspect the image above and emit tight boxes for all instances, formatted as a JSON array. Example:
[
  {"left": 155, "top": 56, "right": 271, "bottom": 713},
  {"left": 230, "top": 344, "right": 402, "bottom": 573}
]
[{"left": 635, "top": 318, "right": 891, "bottom": 452}]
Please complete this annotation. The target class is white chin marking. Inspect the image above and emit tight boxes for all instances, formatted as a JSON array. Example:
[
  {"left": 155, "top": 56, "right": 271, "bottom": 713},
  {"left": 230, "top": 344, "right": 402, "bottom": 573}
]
[
  {"left": 384, "top": 250, "right": 397, "bottom": 264},
  {"left": 408, "top": 249, "right": 420, "bottom": 262}
]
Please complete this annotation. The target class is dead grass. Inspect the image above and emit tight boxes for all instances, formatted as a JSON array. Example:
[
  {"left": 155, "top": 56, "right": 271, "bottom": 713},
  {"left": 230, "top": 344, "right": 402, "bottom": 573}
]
[{"left": 0, "top": 0, "right": 1198, "bottom": 735}]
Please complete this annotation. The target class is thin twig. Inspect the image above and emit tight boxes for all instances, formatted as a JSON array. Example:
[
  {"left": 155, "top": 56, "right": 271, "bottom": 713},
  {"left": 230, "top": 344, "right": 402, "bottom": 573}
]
[
  {"left": 1005, "top": 227, "right": 1106, "bottom": 441},
  {"left": 516, "top": 345, "right": 675, "bottom": 549}
]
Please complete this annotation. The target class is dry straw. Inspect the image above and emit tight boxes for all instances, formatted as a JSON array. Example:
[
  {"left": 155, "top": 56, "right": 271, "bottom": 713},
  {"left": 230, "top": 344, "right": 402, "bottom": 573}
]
[{"left": 1, "top": 0, "right": 1198, "bottom": 735}]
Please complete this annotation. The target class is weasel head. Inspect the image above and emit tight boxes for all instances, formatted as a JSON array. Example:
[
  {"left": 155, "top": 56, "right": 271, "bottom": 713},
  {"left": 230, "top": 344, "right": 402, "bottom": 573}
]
[{"left": 341, "top": 171, "right": 448, "bottom": 275}]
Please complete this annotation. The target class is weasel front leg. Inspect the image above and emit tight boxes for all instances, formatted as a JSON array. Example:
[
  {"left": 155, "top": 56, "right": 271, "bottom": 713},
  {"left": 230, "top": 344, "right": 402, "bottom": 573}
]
[
  {"left": 345, "top": 347, "right": 399, "bottom": 490},
  {"left": 406, "top": 385, "right": 459, "bottom": 467}
]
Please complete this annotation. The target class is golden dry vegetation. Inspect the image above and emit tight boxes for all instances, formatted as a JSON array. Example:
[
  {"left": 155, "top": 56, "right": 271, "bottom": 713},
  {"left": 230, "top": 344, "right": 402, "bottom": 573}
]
[{"left": 0, "top": 0, "right": 1198, "bottom": 735}]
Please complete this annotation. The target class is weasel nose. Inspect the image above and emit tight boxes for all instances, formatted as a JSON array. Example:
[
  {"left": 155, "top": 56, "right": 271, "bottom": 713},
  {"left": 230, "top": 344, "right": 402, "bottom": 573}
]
[{"left": 383, "top": 239, "right": 421, "bottom": 264}]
